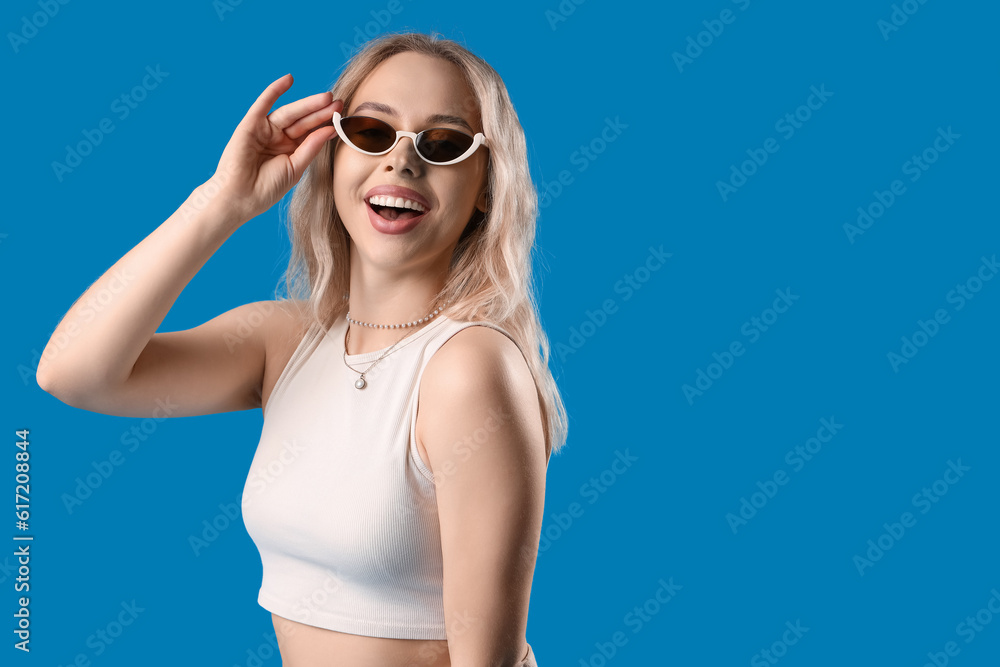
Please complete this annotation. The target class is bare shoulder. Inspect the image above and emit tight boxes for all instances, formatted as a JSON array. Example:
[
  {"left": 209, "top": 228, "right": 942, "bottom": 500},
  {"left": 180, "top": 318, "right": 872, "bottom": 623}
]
[
  {"left": 424, "top": 325, "right": 533, "bottom": 396},
  {"left": 417, "top": 324, "right": 544, "bottom": 472}
]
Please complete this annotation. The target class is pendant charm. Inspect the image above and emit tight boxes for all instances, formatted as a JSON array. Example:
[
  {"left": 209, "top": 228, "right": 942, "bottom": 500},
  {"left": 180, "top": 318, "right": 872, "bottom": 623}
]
[{"left": 354, "top": 376, "right": 367, "bottom": 390}]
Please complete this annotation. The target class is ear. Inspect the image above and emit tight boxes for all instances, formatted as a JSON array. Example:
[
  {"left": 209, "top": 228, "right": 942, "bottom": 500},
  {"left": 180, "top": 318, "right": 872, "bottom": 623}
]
[{"left": 475, "top": 188, "right": 488, "bottom": 213}]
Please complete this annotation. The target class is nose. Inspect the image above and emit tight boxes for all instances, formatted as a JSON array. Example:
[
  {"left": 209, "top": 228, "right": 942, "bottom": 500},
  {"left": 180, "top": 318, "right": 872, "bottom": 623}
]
[{"left": 383, "top": 134, "right": 423, "bottom": 176}]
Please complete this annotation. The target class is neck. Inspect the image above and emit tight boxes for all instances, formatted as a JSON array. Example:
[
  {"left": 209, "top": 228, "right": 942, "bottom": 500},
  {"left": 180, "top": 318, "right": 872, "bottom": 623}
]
[{"left": 344, "top": 246, "right": 452, "bottom": 355}]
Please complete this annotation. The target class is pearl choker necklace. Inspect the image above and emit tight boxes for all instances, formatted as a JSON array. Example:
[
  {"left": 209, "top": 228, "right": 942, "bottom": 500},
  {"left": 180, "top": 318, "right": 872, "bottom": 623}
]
[{"left": 346, "top": 300, "right": 450, "bottom": 329}]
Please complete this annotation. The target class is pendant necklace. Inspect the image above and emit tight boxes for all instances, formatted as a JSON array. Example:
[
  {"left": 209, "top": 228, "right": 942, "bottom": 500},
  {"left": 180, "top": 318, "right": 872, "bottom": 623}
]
[{"left": 342, "top": 300, "right": 449, "bottom": 389}]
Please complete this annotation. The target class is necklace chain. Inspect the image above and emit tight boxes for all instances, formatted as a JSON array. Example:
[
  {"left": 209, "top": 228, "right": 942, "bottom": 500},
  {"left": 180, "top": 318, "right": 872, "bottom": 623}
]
[{"left": 342, "top": 300, "right": 449, "bottom": 389}]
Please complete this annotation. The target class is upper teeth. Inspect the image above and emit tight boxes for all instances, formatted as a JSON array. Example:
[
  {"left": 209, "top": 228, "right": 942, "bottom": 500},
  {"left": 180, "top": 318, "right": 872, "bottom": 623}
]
[{"left": 368, "top": 195, "right": 426, "bottom": 212}]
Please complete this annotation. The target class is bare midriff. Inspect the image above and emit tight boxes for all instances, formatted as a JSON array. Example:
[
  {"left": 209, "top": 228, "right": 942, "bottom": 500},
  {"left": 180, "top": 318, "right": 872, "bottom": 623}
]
[{"left": 271, "top": 613, "right": 453, "bottom": 667}]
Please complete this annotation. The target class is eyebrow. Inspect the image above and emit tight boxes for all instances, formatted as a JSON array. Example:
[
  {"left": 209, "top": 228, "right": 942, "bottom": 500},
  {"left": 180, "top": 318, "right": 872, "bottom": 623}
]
[{"left": 350, "top": 101, "right": 476, "bottom": 134}]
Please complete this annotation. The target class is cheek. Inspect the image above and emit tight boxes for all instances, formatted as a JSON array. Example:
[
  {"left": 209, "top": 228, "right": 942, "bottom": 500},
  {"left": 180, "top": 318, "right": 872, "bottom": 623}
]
[
  {"left": 451, "top": 161, "right": 489, "bottom": 208},
  {"left": 437, "top": 178, "right": 479, "bottom": 216},
  {"left": 332, "top": 150, "right": 362, "bottom": 212}
]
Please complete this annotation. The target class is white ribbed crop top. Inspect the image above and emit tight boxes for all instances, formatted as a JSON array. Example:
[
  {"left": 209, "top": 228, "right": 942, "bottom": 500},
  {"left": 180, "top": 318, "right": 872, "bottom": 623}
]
[{"left": 242, "top": 313, "right": 522, "bottom": 639}]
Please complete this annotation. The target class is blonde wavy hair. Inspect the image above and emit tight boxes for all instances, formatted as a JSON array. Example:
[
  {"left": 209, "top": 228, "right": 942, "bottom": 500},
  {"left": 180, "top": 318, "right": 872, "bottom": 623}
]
[{"left": 277, "top": 32, "right": 568, "bottom": 462}]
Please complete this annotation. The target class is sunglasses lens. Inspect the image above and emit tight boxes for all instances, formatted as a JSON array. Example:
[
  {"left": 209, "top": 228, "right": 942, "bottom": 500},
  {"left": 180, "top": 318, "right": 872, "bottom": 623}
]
[
  {"left": 340, "top": 116, "right": 396, "bottom": 152},
  {"left": 416, "top": 129, "right": 475, "bottom": 164}
]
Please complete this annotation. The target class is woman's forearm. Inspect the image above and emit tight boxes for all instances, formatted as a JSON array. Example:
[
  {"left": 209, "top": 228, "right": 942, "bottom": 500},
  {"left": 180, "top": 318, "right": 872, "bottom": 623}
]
[{"left": 36, "top": 177, "right": 246, "bottom": 399}]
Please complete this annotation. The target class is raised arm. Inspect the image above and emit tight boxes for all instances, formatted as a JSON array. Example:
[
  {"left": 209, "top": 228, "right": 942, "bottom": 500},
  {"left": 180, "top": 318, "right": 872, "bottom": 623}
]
[{"left": 37, "top": 74, "right": 341, "bottom": 418}]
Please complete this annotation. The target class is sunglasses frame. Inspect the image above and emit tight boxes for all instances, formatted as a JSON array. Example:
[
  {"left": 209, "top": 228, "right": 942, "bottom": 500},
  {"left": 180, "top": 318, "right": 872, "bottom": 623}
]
[{"left": 332, "top": 111, "right": 488, "bottom": 166}]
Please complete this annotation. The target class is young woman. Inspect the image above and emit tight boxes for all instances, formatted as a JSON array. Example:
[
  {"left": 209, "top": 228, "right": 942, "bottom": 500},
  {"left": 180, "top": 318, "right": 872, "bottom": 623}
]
[{"left": 37, "top": 32, "right": 567, "bottom": 667}]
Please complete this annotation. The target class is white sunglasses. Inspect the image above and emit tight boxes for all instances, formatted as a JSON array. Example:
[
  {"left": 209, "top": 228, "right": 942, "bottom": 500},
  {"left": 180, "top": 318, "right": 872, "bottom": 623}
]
[{"left": 332, "top": 111, "right": 488, "bottom": 166}]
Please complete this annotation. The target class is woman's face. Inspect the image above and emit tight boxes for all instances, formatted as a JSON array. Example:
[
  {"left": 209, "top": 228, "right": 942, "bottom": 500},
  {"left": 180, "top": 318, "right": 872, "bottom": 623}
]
[{"left": 332, "top": 51, "right": 489, "bottom": 273}]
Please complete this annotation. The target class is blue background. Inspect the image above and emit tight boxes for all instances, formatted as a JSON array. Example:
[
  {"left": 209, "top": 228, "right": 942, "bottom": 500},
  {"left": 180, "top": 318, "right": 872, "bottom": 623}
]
[{"left": 5, "top": 0, "right": 999, "bottom": 665}]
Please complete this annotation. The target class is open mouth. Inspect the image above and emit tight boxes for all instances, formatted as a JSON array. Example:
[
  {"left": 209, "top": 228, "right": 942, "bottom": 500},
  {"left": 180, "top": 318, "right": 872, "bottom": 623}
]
[{"left": 367, "top": 195, "right": 427, "bottom": 222}]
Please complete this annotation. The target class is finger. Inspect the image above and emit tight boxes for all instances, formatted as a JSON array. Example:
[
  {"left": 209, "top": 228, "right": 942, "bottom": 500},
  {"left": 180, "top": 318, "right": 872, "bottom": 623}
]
[
  {"left": 287, "top": 126, "right": 338, "bottom": 180},
  {"left": 282, "top": 100, "right": 337, "bottom": 140},
  {"left": 244, "top": 73, "right": 294, "bottom": 125},
  {"left": 268, "top": 91, "right": 335, "bottom": 131}
]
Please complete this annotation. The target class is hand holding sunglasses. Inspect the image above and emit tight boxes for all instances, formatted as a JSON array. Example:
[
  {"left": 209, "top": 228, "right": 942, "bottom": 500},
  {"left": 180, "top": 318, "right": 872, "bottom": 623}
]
[
  {"left": 209, "top": 74, "right": 342, "bottom": 227},
  {"left": 333, "top": 111, "right": 488, "bottom": 166}
]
